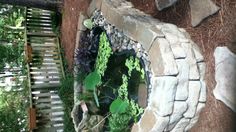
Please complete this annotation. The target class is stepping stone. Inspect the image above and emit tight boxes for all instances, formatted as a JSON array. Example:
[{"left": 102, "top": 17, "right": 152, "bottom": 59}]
[{"left": 189, "top": 0, "right": 220, "bottom": 27}]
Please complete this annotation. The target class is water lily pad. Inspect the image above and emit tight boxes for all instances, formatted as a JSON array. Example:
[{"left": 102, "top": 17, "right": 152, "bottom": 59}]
[
  {"left": 110, "top": 98, "right": 129, "bottom": 114},
  {"left": 84, "top": 71, "right": 101, "bottom": 91}
]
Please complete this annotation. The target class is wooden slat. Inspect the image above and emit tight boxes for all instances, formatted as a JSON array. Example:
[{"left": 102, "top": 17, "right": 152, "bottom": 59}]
[
  {"left": 26, "top": 16, "right": 51, "bottom": 21},
  {"left": 31, "top": 83, "right": 60, "bottom": 89},
  {"left": 26, "top": 8, "right": 66, "bottom": 131},
  {"left": 27, "top": 32, "right": 56, "bottom": 37},
  {"left": 30, "top": 68, "right": 60, "bottom": 72},
  {"left": 27, "top": 23, "right": 52, "bottom": 28}
]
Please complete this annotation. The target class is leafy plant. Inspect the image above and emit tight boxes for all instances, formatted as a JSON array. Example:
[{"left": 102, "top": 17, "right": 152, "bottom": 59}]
[
  {"left": 83, "top": 19, "right": 94, "bottom": 30},
  {"left": 84, "top": 70, "right": 101, "bottom": 91},
  {"left": 108, "top": 57, "right": 145, "bottom": 132},
  {"left": 110, "top": 98, "right": 129, "bottom": 114},
  {"left": 75, "top": 31, "right": 99, "bottom": 73},
  {"left": 95, "top": 32, "right": 113, "bottom": 76},
  {"left": 83, "top": 32, "right": 113, "bottom": 107},
  {"left": 125, "top": 56, "right": 145, "bottom": 79}
]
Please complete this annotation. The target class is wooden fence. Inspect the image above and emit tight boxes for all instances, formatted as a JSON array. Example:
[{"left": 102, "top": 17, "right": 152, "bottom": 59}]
[{"left": 25, "top": 8, "right": 65, "bottom": 132}]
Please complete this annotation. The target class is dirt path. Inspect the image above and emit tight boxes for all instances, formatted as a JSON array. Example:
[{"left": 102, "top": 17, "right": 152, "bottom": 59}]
[
  {"left": 61, "top": 0, "right": 236, "bottom": 131},
  {"left": 60, "top": 0, "right": 91, "bottom": 71}
]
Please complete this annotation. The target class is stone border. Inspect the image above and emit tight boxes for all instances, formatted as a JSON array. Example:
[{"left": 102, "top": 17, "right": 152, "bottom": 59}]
[{"left": 72, "top": 0, "right": 207, "bottom": 131}]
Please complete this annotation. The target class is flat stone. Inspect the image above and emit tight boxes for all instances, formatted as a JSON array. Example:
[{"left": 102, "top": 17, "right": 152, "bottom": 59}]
[
  {"left": 106, "top": 5, "right": 125, "bottom": 30},
  {"left": 149, "top": 76, "right": 178, "bottom": 116},
  {"left": 131, "top": 123, "right": 140, "bottom": 132},
  {"left": 181, "top": 42, "right": 200, "bottom": 80},
  {"left": 191, "top": 41, "right": 204, "bottom": 62},
  {"left": 122, "top": 15, "right": 140, "bottom": 41},
  {"left": 136, "top": 25, "right": 158, "bottom": 51},
  {"left": 151, "top": 115, "right": 169, "bottom": 132},
  {"left": 189, "top": 0, "right": 220, "bottom": 27},
  {"left": 139, "top": 108, "right": 169, "bottom": 132},
  {"left": 213, "top": 47, "right": 236, "bottom": 112},
  {"left": 184, "top": 81, "right": 201, "bottom": 118},
  {"left": 87, "top": 0, "right": 96, "bottom": 17},
  {"left": 150, "top": 26, "right": 165, "bottom": 39},
  {"left": 101, "top": 0, "right": 111, "bottom": 16},
  {"left": 171, "top": 118, "right": 190, "bottom": 132},
  {"left": 161, "top": 24, "right": 188, "bottom": 58},
  {"left": 77, "top": 13, "right": 88, "bottom": 31},
  {"left": 75, "top": 31, "right": 82, "bottom": 50},
  {"left": 122, "top": 15, "right": 160, "bottom": 51},
  {"left": 155, "top": 0, "right": 178, "bottom": 11},
  {"left": 198, "top": 62, "right": 207, "bottom": 102},
  {"left": 161, "top": 23, "right": 189, "bottom": 44},
  {"left": 166, "top": 101, "right": 188, "bottom": 131},
  {"left": 171, "top": 43, "right": 187, "bottom": 59},
  {"left": 71, "top": 103, "right": 81, "bottom": 128},
  {"left": 175, "top": 59, "right": 189, "bottom": 101},
  {"left": 185, "top": 103, "right": 205, "bottom": 131},
  {"left": 96, "top": 0, "right": 103, "bottom": 10},
  {"left": 139, "top": 108, "right": 158, "bottom": 132},
  {"left": 149, "top": 38, "right": 178, "bottom": 76},
  {"left": 138, "top": 83, "right": 148, "bottom": 108}
]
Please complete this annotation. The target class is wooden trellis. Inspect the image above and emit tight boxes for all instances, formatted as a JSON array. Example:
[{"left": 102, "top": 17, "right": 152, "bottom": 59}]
[{"left": 25, "top": 8, "right": 65, "bottom": 132}]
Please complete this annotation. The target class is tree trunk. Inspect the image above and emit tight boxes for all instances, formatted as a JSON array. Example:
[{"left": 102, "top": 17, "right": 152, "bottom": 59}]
[{"left": 0, "top": 0, "right": 62, "bottom": 11}]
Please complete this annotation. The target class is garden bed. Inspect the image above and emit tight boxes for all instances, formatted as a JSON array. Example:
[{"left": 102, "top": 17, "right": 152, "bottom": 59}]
[{"left": 72, "top": 15, "right": 151, "bottom": 131}]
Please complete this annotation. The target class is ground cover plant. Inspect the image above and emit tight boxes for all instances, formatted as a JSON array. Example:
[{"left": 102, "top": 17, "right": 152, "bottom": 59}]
[{"left": 75, "top": 26, "right": 146, "bottom": 131}]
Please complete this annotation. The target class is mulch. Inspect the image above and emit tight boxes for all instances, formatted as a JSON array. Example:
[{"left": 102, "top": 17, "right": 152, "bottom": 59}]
[
  {"left": 60, "top": 0, "right": 91, "bottom": 71},
  {"left": 61, "top": 0, "right": 236, "bottom": 131}
]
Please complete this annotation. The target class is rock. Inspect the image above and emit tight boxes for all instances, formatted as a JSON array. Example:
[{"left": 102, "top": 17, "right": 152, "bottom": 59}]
[
  {"left": 131, "top": 123, "right": 140, "bottom": 132},
  {"left": 181, "top": 42, "right": 200, "bottom": 80},
  {"left": 139, "top": 108, "right": 169, "bottom": 132},
  {"left": 155, "top": 0, "right": 178, "bottom": 11},
  {"left": 149, "top": 38, "right": 178, "bottom": 76},
  {"left": 198, "top": 62, "right": 207, "bottom": 102},
  {"left": 138, "top": 83, "right": 148, "bottom": 108},
  {"left": 191, "top": 41, "right": 204, "bottom": 62},
  {"left": 139, "top": 108, "right": 158, "bottom": 132},
  {"left": 189, "top": 0, "right": 220, "bottom": 27},
  {"left": 71, "top": 103, "right": 82, "bottom": 129},
  {"left": 184, "top": 81, "right": 201, "bottom": 118},
  {"left": 185, "top": 103, "right": 205, "bottom": 131},
  {"left": 171, "top": 118, "right": 190, "bottom": 132},
  {"left": 149, "top": 76, "right": 178, "bottom": 116},
  {"left": 161, "top": 24, "right": 187, "bottom": 59},
  {"left": 175, "top": 59, "right": 189, "bottom": 101},
  {"left": 77, "top": 13, "right": 88, "bottom": 31},
  {"left": 213, "top": 47, "right": 236, "bottom": 112},
  {"left": 167, "top": 101, "right": 188, "bottom": 131},
  {"left": 77, "top": 113, "right": 105, "bottom": 132}
]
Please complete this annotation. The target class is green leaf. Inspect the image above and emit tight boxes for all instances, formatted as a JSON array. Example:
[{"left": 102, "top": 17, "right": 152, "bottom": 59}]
[
  {"left": 93, "top": 90, "right": 100, "bottom": 107},
  {"left": 83, "top": 19, "right": 94, "bottom": 29},
  {"left": 110, "top": 98, "right": 129, "bottom": 114},
  {"left": 84, "top": 71, "right": 101, "bottom": 90}
]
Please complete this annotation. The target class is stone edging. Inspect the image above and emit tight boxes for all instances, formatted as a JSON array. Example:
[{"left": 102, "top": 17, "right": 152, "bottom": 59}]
[{"left": 72, "top": 0, "right": 207, "bottom": 131}]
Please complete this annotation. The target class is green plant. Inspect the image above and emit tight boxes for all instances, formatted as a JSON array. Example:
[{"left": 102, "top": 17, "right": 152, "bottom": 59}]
[
  {"left": 59, "top": 49, "right": 76, "bottom": 132},
  {"left": 51, "top": 12, "right": 61, "bottom": 36},
  {"left": 125, "top": 56, "right": 145, "bottom": 79},
  {"left": 108, "top": 57, "right": 144, "bottom": 132},
  {"left": 83, "top": 32, "right": 113, "bottom": 107},
  {"left": 83, "top": 19, "right": 94, "bottom": 30},
  {"left": 95, "top": 32, "right": 113, "bottom": 76},
  {"left": 0, "top": 80, "right": 29, "bottom": 132},
  {"left": 58, "top": 73, "right": 75, "bottom": 132}
]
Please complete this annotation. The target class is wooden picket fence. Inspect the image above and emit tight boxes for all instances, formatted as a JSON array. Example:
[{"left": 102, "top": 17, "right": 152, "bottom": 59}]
[{"left": 25, "top": 8, "right": 65, "bottom": 132}]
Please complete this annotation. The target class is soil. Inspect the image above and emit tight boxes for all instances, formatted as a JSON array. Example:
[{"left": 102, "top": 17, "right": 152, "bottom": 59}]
[
  {"left": 60, "top": 0, "right": 91, "bottom": 71},
  {"left": 61, "top": 0, "right": 236, "bottom": 131}
]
